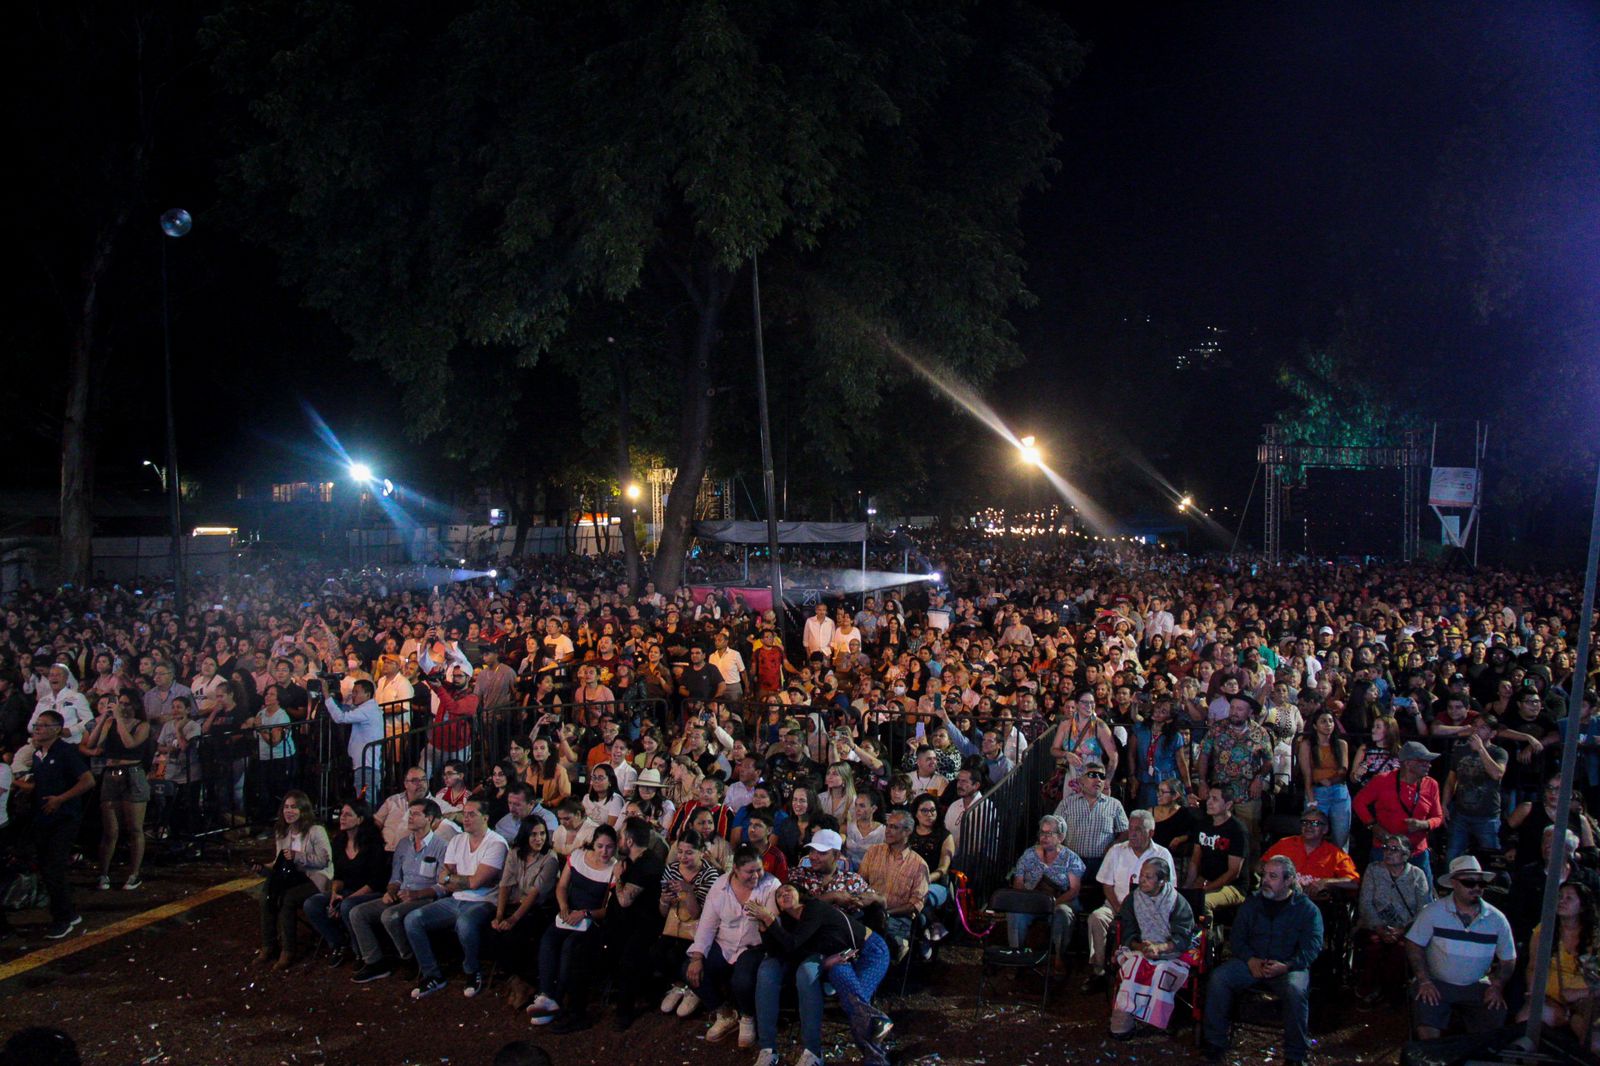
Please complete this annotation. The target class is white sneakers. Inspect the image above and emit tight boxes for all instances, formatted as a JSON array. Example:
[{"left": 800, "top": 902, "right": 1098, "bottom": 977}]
[
  {"left": 675, "top": 989, "right": 701, "bottom": 1017},
  {"left": 526, "top": 994, "right": 559, "bottom": 1025},
  {"left": 752, "top": 1050, "right": 779, "bottom": 1066},
  {"left": 706, "top": 1009, "right": 741, "bottom": 1043},
  {"left": 660, "top": 985, "right": 687, "bottom": 1013},
  {"left": 795, "top": 1051, "right": 824, "bottom": 1066},
  {"left": 737, "top": 1016, "right": 756, "bottom": 1048}
]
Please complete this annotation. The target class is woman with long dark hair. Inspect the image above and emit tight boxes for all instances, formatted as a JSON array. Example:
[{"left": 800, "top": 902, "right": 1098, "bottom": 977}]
[
  {"left": 84, "top": 690, "right": 153, "bottom": 890},
  {"left": 487, "top": 816, "right": 560, "bottom": 984},
  {"left": 255, "top": 790, "right": 331, "bottom": 971},
  {"left": 1518, "top": 880, "right": 1600, "bottom": 1052},
  {"left": 302, "top": 800, "right": 388, "bottom": 965}
]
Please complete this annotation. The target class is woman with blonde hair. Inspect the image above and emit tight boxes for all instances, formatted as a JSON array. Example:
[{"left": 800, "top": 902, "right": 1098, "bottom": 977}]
[{"left": 817, "top": 761, "right": 857, "bottom": 821}]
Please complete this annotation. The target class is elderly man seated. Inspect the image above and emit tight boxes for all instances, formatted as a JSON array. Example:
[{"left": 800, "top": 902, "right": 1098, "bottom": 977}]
[
  {"left": 1085, "top": 808, "right": 1174, "bottom": 990},
  {"left": 857, "top": 811, "right": 932, "bottom": 960},
  {"left": 1202, "top": 855, "right": 1324, "bottom": 1065}
]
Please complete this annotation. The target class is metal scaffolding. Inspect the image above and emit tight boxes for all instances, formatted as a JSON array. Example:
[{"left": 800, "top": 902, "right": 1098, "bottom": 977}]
[{"left": 1257, "top": 425, "right": 1427, "bottom": 564}]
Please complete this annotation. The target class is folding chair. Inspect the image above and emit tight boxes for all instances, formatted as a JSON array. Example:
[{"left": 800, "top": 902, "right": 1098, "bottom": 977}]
[{"left": 975, "top": 889, "right": 1056, "bottom": 1014}]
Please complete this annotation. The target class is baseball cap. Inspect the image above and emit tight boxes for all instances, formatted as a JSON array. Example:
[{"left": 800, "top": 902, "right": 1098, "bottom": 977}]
[{"left": 805, "top": 829, "right": 845, "bottom": 853}]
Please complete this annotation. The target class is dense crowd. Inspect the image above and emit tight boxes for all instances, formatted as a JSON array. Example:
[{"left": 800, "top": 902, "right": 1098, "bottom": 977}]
[{"left": 2, "top": 539, "right": 1599, "bottom": 1063}]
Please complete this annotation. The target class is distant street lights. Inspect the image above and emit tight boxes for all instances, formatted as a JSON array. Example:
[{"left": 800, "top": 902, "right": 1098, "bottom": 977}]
[{"left": 141, "top": 459, "right": 168, "bottom": 492}]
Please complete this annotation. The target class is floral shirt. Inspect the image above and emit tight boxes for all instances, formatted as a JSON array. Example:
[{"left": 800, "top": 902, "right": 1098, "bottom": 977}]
[
  {"left": 1013, "top": 844, "right": 1086, "bottom": 893},
  {"left": 1199, "top": 721, "right": 1272, "bottom": 800}
]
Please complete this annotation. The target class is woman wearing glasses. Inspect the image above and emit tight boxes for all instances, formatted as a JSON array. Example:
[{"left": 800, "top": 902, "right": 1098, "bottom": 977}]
[{"left": 1354, "top": 849, "right": 1422, "bottom": 1010}]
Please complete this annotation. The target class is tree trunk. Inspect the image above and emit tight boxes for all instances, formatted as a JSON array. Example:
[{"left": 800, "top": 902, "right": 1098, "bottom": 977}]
[
  {"left": 652, "top": 263, "right": 732, "bottom": 592},
  {"left": 61, "top": 223, "right": 121, "bottom": 584},
  {"left": 614, "top": 348, "right": 642, "bottom": 589}
]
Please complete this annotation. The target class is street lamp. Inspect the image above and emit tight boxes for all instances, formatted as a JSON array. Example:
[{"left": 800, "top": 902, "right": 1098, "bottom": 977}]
[
  {"left": 160, "top": 209, "right": 191, "bottom": 617},
  {"left": 141, "top": 459, "right": 167, "bottom": 492},
  {"left": 625, "top": 482, "right": 642, "bottom": 501},
  {"left": 1179, "top": 494, "right": 1194, "bottom": 512},
  {"left": 1018, "top": 435, "right": 1042, "bottom": 467}
]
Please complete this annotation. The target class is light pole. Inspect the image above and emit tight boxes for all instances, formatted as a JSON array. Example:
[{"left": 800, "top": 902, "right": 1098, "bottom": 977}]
[
  {"left": 751, "top": 255, "right": 785, "bottom": 635},
  {"left": 141, "top": 459, "right": 167, "bottom": 492},
  {"left": 160, "top": 209, "right": 191, "bottom": 618}
]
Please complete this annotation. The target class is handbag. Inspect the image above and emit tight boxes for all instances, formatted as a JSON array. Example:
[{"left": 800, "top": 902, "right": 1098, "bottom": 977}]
[
  {"left": 821, "top": 909, "right": 862, "bottom": 971},
  {"left": 662, "top": 892, "right": 699, "bottom": 940},
  {"left": 266, "top": 852, "right": 309, "bottom": 906}
]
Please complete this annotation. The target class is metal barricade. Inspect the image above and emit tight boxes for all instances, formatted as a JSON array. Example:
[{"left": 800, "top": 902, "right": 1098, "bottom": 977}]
[{"left": 951, "top": 739, "right": 1058, "bottom": 909}]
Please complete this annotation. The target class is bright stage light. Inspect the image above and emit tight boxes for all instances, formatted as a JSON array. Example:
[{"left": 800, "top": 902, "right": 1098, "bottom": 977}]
[
  {"left": 349, "top": 462, "right": 374, "bottom": 482},
  {"left": 625, "top": 483, "right": 642, "bottom": 501},
  {"left": 929, "top": 571, "right": 942, "bottom": 582},
  {"left": 1018, "top": 435, "right": 1043, "bottom": 466},
  {"left": 487, "top": 569, "right": 498, "bottom": 578}
]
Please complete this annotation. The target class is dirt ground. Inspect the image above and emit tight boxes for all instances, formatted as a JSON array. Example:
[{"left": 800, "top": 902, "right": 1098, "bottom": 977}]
[{"left": 0, "top": 854, "right": 1407, "bottom": 1066}]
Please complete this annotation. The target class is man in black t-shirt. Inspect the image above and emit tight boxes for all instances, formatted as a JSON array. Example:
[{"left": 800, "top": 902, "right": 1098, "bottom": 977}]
[{"left": 1183, "top": 789, "right": 1248, "bottom": 916}]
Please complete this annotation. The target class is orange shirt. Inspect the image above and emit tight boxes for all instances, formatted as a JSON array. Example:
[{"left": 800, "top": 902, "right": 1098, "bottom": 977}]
[{"left": 1262, "top": 836, "right": 1360, "bottom": 885}]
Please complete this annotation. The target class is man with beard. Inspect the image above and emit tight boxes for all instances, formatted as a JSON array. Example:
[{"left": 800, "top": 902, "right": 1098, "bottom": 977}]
[{"left": 1202, "top": 855, "right": 1323, "bottom": 1065}]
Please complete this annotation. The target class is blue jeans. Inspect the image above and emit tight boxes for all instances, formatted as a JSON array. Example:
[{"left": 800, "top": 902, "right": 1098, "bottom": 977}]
[
  {"left": 403, "top": 897, "right": 494, "bottom": 980},
  {"left": 353, "top": 765, "right": 380, "bottom": 804},
  {"left": 756, "top": 955, "right": 824, "bottom": 1055},
  {"left": 1008, "top": 904, "right": 1076, "bottom": 955},
  {"left": 831, "top": 934, "right": 893, "bottom": 1066},
  {"left": 302, "top": 889, "right": 381, "bottom": 949},
  {"left": 1203, "top": 959, "right": 1311, "bottom": 1059},
  {"left": 926, "top": 881, "right": 951, "bottom": 909},
  {"left": 1313, "top": 784, "right": 1351, "bottom": 850},
  {"left": 1447, "top": 813, "right": 1502, "bottom": 860}
]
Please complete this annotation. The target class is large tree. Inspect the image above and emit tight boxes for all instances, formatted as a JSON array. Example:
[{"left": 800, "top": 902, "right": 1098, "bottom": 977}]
[{"left": 207, "top": 0, "right": 1079, "bottom": 587}]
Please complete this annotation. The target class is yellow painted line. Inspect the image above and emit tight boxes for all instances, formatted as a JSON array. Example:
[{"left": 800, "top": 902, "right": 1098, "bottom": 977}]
[{"left": 0, "top": 875, "right": 262, "bottom": 983}]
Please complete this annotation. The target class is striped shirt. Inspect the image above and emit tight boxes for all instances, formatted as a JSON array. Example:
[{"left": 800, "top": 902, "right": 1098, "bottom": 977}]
[{"left": 1406, "top": 897, "right": 1515, "bottom": 987}]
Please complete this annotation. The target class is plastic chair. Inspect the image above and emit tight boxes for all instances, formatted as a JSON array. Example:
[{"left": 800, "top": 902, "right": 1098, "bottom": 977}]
[{"left": 975, "top": 889, "right": 1056, "bottom": 1013}]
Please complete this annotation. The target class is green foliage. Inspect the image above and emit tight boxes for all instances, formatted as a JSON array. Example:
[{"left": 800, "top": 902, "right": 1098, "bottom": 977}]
[
  {"left": 1274, "top": 345, "right": 1406, "bottom": 452},
  {"left": 206, "top": 0, "right": 1080, "bottom": 533}
]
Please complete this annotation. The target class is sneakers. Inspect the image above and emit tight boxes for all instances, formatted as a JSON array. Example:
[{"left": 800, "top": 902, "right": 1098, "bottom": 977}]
[
  {"left": 737, "top": 1015, "right": 756, "bottom": 1048},
  {"left": 44, "top": 915, "right": 83, "bottom": 939},
  {"left": 795, "top": 1051, "right": 823, "bottom": 1066},
  {"left": 660, "top": 984, "right": 687, "bottom": 1013},
  {"left": 327, "top": 947, "right": 348, "bottom": 968},
  {"left": 674, "top": 989, "right": 702, "bottom": 1018},
  {"left": 96, "top": 876, "right": 111, "bottom": 891},
  {"left": 123, "top": 875, "right": 143, "bottom": 891},
  {"left": 410, "top": 976, "right": 448, "bottom": 1000},
  {"left": 752, "top": 1050, "right": 778, "bottom": 1066},
  {"left": 706, "top": 1009, "right": 741, "bottom": 1043},
  {"left": 527, "top": 994, "right": 560, "bottom": 1025},
  {"left": 352, "top": 962, "right": 392, "bottom": 983},
  {"left": 463, "top": 971, "right": 485, "bottom": 998},
  {"left": 870, "top": 1014, "right": 894, "bottom": 1044},
  {"left": 927, "top": 920, "right": 949, "bottom": 942}
]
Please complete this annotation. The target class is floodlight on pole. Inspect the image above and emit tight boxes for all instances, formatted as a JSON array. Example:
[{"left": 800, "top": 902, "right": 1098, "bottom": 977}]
[
  {"left": 1018, "top": 435, "right": 1042, "bottom": 467},
  {"left": 349, "top": 462, "right": 375, "bottom": 483},
  {"left": 625, "top": 482, "right": 642, "bottom": 501},
  {"left": 1179, "top": 494, "right": 1194, "bottom": 512}
]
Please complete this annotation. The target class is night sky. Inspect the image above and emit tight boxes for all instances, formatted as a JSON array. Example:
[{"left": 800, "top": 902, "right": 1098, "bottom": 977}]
[{"left": 9, "top": 2, "right": 1599, "bottom": 555}]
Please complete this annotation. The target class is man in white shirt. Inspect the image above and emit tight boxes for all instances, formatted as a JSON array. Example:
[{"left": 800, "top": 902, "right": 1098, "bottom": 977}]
[
  {"left": 322, "top": 678, "right": 385, "bottom": 801},
  {"left": 373, "top": 767, "right": 432, "bottom": 851},
  {"left": 942, "top": 768, "right": 983, "bottom": 853},
  {"left": 708, "top": 630, "right": 748, "bottom": 705},
  {"left": 802, "top": 603, "right": 836, "bottom": 662},
  {"left": 1144, "top": 597, "right": 1176, "bottom": 641},
  {"left": 401, "top": 798, "right": 507, "bottom": 999},
  {"left": 30, "top": 665, "right": 93, "bottom": 744},
  {"left": 1086, "top": 809, "right": 1174, "bottom": 986}
]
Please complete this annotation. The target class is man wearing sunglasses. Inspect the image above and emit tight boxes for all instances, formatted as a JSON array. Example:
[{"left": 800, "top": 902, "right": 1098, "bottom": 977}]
[{"left": 1404, "top": 855, "right": 1516, "bottom": 1040}]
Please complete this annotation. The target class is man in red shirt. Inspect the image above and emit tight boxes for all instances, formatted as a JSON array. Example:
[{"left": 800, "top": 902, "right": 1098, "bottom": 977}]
[
  {"left": 1353, "top": 741, "right": 1444, "bottom": 891},
  {"left": 745, "top": 809, "right": 788, "bottom": 882},
  {"left": 1262, "top": 806, "right": 1359, "bottom": 900}
]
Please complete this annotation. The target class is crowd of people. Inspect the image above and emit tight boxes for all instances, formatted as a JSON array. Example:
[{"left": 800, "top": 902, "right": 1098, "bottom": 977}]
[{"left": 2, "top": 537, "right": 1600, "bottom": 1062}]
